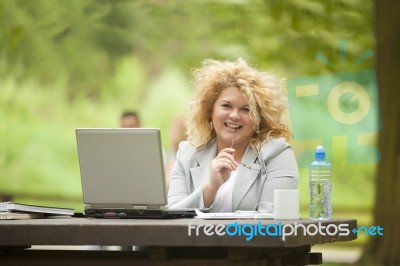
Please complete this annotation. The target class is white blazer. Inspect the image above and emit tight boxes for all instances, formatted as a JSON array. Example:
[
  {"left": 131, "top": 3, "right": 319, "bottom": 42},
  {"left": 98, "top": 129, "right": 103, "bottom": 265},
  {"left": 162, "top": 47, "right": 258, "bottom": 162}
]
[{"left": 167, "top": 138, "right": 298, "bottom": 211}]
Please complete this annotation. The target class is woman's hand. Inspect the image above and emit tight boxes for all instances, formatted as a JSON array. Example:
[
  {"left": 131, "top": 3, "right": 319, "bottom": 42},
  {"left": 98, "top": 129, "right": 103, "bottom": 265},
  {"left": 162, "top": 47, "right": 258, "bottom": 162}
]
[
  {"left": 210, "top": 148, "right": 238, "bottom": 187},
  {"left": 202, "top": 148, "right": 238, "bottom": 207}
]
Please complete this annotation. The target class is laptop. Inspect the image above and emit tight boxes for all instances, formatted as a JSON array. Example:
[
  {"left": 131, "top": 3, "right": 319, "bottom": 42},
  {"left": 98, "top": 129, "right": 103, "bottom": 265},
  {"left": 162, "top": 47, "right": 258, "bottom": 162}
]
[{"left": 76, "top": 128, "right": 197, "bottom": 218}]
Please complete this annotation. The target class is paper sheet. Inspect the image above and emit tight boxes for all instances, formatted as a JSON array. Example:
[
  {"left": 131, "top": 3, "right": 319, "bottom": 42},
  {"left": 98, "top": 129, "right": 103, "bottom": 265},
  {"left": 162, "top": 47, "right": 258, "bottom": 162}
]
[{"left": 194, "top": 209, "right": 274, "bottom": 220}]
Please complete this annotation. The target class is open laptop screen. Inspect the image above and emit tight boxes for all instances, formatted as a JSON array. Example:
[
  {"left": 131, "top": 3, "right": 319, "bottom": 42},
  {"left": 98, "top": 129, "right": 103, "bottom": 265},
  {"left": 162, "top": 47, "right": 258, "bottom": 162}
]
[{"left": 76, "top": 128, "right": 167, "bottom": 209}]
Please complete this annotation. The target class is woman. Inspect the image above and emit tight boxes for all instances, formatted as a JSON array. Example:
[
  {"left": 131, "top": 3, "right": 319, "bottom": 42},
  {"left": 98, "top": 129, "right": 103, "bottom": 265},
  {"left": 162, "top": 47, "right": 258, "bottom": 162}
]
[{"left": 167, "top": 59, "right": 298, "bottom": 212}]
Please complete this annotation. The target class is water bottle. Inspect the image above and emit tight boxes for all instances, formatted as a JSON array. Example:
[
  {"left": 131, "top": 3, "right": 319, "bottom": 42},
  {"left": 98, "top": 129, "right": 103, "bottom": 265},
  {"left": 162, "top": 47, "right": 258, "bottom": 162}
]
[{"left": 309, "top": 146, "right": 332, "bottom": 220}]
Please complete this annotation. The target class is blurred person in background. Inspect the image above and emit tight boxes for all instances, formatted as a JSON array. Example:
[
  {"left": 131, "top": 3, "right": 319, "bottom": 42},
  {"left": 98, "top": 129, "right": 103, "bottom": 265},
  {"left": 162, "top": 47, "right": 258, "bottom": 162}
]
[
  {"left": 120, "top": 110, "right": 141, "bottom": 128},
  {"left": 165, "top": 115, "right": 187, "bottom": 191},
  {"left": 168, "top": 59, "right": 298, "bottom": 212}
]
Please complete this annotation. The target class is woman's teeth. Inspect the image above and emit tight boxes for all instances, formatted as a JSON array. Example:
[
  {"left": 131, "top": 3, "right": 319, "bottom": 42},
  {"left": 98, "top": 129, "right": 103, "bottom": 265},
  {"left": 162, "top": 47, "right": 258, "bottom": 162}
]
[{"left": 225, "top": 123, "right": 241, "bottom": 129}]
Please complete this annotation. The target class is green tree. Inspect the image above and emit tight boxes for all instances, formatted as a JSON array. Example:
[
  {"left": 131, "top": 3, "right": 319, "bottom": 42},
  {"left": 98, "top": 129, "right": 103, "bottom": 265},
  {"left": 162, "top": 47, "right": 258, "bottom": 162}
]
[
  {"left": 1, "top": 0, "right": 375, "bottom": 98},
  {"left": 1, "top": 0, "right": 377, "bottom": 219},
  {"left": 0, "top": 0, "right": 136, "bottom": 98}
]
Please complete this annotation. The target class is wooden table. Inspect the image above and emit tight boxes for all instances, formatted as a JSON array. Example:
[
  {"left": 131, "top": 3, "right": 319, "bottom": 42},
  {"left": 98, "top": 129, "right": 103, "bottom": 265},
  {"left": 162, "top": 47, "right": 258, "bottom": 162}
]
[{"left": 0, "top": 217, "right": 357, "bottom": 266}]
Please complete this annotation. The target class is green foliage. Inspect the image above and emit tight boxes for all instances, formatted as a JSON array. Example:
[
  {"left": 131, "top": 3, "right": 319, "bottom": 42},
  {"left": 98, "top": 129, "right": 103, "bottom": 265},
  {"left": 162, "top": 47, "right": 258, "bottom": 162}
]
[
  {"left": 140, "top": 67, "right": 192, "bottom": 144},
  {"left": 0, "top": 0, "right": 375, "bottom": 214},
  {"left": 0, "top": 77, "right": 82, "bottom": 201},
  {"left": 1, "top": 0, "right": 374, "bottom": 87}
]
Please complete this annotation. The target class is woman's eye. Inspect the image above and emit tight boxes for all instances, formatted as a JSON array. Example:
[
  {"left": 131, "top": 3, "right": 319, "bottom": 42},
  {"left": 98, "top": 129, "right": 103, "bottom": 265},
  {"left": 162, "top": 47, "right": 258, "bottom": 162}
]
[
  {"left": 222, "top": 104, "right": 231, "bottom": 108},
  {"left": 241, "top": 107, "right": 250, "bottom": 112}
]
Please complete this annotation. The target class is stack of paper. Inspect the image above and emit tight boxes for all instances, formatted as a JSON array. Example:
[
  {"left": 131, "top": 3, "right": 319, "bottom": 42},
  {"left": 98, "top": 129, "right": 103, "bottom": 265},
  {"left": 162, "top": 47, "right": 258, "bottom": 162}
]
[
  {"left": 0, "top": 201, "right": 74, "bottom": 220},
  {"left": 0, "top": 212, "right": 44, "bottom": 220},
  {"left": 194, "top": 209, "right": 274, "bottom": 219}
]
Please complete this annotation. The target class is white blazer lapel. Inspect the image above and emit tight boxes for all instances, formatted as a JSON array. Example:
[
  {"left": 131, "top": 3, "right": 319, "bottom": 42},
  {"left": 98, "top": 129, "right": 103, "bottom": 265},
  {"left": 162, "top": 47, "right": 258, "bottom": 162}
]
[{"left": 189, "top": 141, "right": 217, "bottom": 190}]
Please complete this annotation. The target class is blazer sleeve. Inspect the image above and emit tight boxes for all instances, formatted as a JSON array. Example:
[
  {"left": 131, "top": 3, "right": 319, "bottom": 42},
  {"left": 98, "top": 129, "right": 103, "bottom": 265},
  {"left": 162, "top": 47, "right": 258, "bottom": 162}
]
[
  {"left": 167, "top": 142, "right": 205, "bottom": 209},
  {"left": 257, "top": 138, "right": 299, "bottom": 206}
]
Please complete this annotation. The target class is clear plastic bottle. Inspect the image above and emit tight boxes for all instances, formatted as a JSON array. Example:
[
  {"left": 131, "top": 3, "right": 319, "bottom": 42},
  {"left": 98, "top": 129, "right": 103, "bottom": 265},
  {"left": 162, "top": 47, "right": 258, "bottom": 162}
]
[{"left": 309, "top": 146, "right": 332, "bottom": 220}]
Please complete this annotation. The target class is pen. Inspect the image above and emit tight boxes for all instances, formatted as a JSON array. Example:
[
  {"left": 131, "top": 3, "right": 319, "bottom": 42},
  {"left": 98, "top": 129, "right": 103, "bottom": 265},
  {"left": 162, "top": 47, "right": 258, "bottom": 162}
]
[{"left": 230, "top": 129, "right": 237, "bottom": 149}]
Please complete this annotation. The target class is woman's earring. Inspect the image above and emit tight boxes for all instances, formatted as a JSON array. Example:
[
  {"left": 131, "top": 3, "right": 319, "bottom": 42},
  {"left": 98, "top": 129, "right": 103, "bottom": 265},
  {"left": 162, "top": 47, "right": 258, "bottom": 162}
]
[{"left": 210, "top": 121, "right": 213, "bottom": 130}]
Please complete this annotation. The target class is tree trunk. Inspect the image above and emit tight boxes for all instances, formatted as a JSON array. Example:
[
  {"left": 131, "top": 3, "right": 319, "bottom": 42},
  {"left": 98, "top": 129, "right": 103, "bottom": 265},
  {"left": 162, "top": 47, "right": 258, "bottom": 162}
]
[{"left": 361, "top": 0, "right": 400, "bottom": 265}]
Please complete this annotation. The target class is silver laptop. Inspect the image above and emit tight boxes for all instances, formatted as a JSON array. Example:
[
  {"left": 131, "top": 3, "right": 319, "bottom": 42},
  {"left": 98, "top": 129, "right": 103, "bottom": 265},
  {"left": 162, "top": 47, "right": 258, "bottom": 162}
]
[{"left": 76, "top": 128, "right": 196, "bottom": 218}]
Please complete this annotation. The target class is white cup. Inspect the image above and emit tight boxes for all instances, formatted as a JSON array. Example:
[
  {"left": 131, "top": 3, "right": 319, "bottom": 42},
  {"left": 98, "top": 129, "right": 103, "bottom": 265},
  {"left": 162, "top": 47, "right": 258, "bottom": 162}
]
[{"left": 274, "top": 189, "right": 300, "bottom": 220}]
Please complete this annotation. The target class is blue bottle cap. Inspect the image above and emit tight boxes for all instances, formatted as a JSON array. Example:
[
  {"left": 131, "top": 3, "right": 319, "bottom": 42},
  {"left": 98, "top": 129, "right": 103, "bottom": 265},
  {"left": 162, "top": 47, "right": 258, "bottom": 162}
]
[{"left": 315, "top": 146, "right": 325, "bottom": 161}]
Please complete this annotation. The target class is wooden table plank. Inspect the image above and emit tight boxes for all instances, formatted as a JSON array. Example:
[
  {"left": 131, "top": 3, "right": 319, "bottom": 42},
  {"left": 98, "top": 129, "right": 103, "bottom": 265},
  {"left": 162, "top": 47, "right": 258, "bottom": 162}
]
[{"left": 0, "top": 217, "right": 357, "bottom": 247}]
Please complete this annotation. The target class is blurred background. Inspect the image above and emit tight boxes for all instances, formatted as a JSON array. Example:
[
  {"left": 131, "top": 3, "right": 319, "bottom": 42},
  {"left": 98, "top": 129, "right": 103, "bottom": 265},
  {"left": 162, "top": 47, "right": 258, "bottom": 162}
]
[{"left": 1, "top": 0, "right": 377, "bottom": 264}]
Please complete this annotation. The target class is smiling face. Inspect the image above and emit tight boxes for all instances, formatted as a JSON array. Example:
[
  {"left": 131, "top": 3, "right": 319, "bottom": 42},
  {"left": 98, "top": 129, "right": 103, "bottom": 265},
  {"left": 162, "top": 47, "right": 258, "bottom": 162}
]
[{"left": 211, "top": 86, "right": 255, "bottom": 152}]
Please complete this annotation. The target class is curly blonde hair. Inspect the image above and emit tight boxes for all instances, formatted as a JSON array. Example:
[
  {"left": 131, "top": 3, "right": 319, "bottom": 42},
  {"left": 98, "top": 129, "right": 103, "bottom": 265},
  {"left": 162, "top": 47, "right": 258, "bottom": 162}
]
[{"left": 185, "top": 59, "right": 291, "bottom": 150}]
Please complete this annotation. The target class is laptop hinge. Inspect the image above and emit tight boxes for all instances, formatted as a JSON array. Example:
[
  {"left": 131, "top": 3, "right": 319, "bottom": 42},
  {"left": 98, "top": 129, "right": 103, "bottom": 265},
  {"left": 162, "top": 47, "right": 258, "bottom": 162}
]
[{"left": 132, "top": 205, "right": 162, "bottom": 210}]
